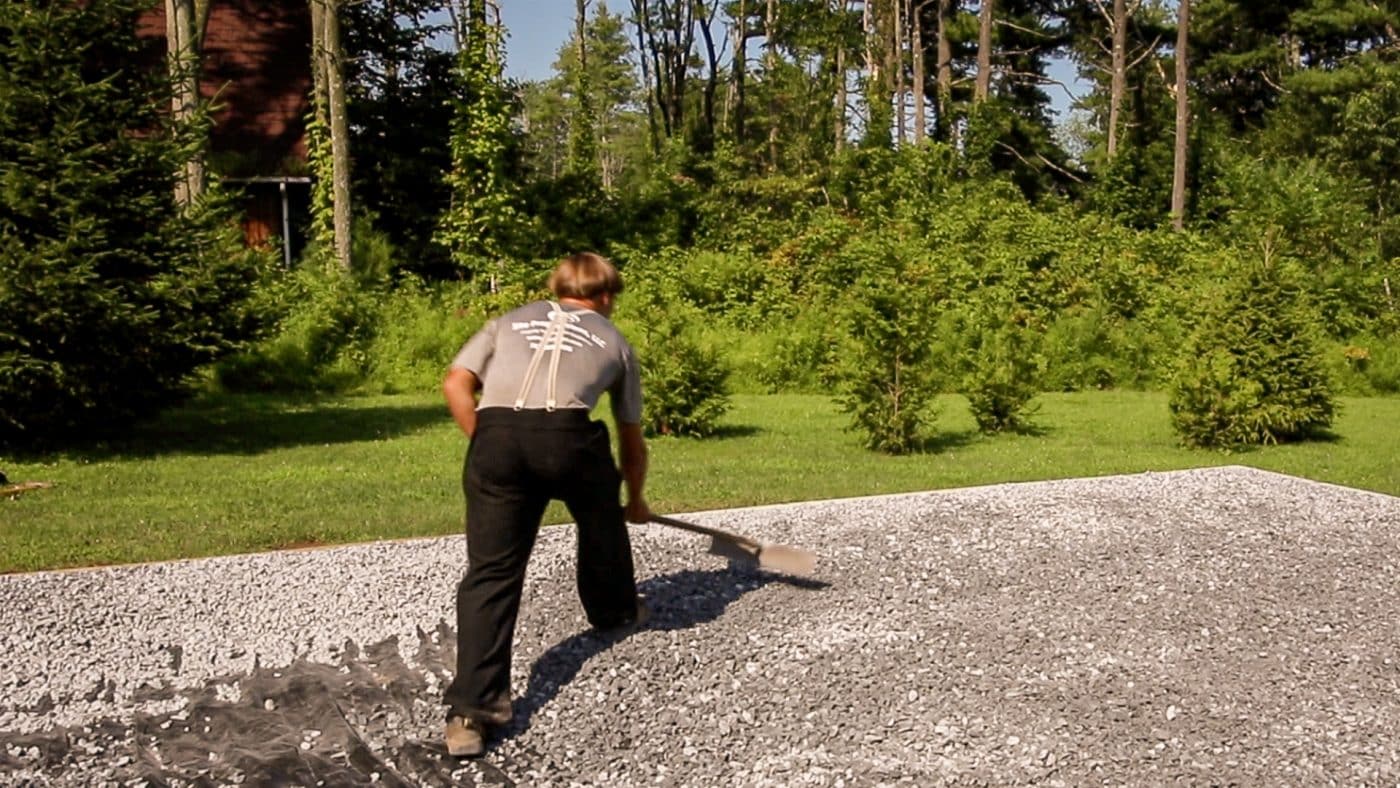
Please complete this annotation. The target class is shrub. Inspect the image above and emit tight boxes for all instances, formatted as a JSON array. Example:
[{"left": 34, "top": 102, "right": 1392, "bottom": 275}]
[
  {"left": 828, "top": 234, "right": 941, "bottom": 454},
  {"left": 1169, "top": 258, "right": 1336, "bottom": 448},
  {"left": 0, "top": 0, "right": 270, "bottom": 446},
  {"left": 963, "top": 315, "right": 1042, "bottom": 434},
  {"left": 360, "top": 281, "right": 495, "bottom": 394},
  {"left": 214, "top": 267, "right": 380, "bottom": 393},
  {"left": 1324, "top": 333, "right": 1400, "bottom": 396},
  {"left": 617, "top": 296, "right": 732, "bottom": 438}
]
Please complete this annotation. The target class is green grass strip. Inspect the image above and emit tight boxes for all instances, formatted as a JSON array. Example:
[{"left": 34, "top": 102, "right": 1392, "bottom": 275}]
[{"left": 2, "top": 391, "right": 1397, "bottom": 573}]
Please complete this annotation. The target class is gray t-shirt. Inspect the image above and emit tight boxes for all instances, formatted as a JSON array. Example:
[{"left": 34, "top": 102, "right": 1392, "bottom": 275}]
[{"left": 450, "top": 300, "right": 643, "bottom": 424}]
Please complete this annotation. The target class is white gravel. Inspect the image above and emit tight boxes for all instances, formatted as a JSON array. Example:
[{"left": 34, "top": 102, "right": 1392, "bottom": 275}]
[{"left": 3, "top": 465, "right": 1400, "bottom": 786}]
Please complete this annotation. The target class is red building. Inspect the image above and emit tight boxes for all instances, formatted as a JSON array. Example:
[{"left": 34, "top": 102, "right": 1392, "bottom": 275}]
[{"left": 139, "top": 1, "right": 313, "bottom": 263}]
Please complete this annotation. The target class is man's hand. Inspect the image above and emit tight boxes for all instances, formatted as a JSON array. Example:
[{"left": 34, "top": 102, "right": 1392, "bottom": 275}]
[
  {"left": 442, "top": 367, "right": 481, "bottom": 439},
  {"left": 625, "top": 497, "right": 653, "bottom": 525}
]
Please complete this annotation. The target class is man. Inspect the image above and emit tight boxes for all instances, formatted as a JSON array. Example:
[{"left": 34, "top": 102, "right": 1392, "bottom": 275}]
[{"left": 440, "top": 252, "right": 652, "bottom": 758}]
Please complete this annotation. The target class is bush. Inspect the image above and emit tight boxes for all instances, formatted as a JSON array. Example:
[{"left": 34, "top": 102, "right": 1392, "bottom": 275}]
[
  {"left": 214, "top": 267, "right": 380, "bottom": 393},
  {"left": 963, "top": 315, "right": 1042, "bottom": 434},
  {"left": 617, "top": 296, "right": 732, "bottom": 438},
  {"left": 828, "top": 234, "right": 941, "bottom": 454},
  {"left": 0, "top": 0, "right": 270, "bottom": 446},
  {"left": 1325, "top": 333, "right": 1400, "bottom": 396},
  {"left": 1169, "top": 258, "right": 1337, "bottom": 448}
]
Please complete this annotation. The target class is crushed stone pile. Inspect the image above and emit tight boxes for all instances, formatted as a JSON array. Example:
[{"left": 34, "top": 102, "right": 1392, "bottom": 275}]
[{"left": 3, "top": 466, "right": 1400, "bottom": 786}]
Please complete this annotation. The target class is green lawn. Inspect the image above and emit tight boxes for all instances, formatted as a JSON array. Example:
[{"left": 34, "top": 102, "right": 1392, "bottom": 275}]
[{"left": 2, "top": 391, "right": 1397, "bottom": 573}]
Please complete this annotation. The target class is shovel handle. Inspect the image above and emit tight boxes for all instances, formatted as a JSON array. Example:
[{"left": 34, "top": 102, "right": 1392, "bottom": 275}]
[{"left": 648, "top": 514, "right": 762, "bottom": 551}]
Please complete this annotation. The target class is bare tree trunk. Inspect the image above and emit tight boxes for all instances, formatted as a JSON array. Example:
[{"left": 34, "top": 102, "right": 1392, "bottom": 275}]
[
  {"left": 894, "top": 0, "right": 906, "bottom": 145},
  {"left": 697, "top": 1, "right": 722, "bottom": 152},
  {"left": 975, "top": 0, "right": 992, "bottom": 103},
  {"left": 766, "top": 0, "right": 779, "bottom": 169},
  {"left": 323, "top": 0, "right": 353, "bottom": 269},
  {"left": 911, "top": 0, "right": 925, "bottom": 144},
  {"left": 834, "top": 0, "right": 846, "bottom": 151},
  {"left": 1171, "top": 0, "right": 1189, "bottom": 231},
  {"left": 1107, "top": 0, "right": 1126, "bottom": 159},
  {"left": 733, "top": 0, "right": 747, "bottom": 144},
  {"left": 936, "top": 0, "right": 952, "bottom": 138},
  {"left": 166, "top": 0, "right": 211, "bottom": 206},
  {"left": 629, "top": 0, "right": 662, "bottom": 152}
]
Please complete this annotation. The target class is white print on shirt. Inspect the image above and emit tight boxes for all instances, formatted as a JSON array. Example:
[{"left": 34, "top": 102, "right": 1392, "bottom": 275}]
[{"left": 511, "top": 314, "right": 608, "bottom": 352}]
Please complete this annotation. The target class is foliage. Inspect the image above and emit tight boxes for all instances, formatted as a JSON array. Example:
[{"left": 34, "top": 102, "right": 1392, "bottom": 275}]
[
  {"left": 828, "top": 234, "right": 942, "bottom": 454},
  {"left": 437, "top": 2, "right": 526, "bottom": 276},
  {"left": 1169, "top": 257, "right": 1337, "bottom": 448},
  {"left": 0, "top": 0, "right": 270, "bottom": 446},
  {"left": 616, "top": 294, "right": 733, "bottom": 438},
  {"left": 343, "top": 0, "right": 461, "bottom": 278},
  {"left": 960, "top": 305, "right": 1043, "bottom": 434}
]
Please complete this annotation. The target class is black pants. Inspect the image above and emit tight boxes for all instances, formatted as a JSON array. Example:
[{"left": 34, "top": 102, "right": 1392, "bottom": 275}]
[{"left": 443, "top": 408, "right": 638, "bottom": 723}]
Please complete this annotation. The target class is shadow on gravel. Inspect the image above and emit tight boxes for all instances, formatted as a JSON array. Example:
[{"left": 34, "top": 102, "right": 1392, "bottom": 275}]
[
  {"left": 0, "top": 625, "right": 506, "bottom": 788},
  {"left": 503, "top": 566, "right": 828, "bottom": 742},
  {"left": 0, "top": 570, "right": 826, "bottom": 787}
]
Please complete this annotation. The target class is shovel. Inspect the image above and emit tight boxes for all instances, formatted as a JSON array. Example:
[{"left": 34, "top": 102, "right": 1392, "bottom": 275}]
[{"left": 648, "top": 514, "right": 818, "bottom": 577}]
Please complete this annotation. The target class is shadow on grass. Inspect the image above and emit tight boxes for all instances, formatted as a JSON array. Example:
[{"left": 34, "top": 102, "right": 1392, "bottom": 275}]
[
  {"left": 914, "top": 429, "right": 981, "bottom": 454},
  {"left": 30, "top": 394, "right": 448, "bottom": 461},
  {"left": 501, "top": 566, "right": 828, "bottom": 742}
]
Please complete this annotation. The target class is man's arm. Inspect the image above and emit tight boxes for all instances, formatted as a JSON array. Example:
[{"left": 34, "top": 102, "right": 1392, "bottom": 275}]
[
  {"left": 443, "top": 367, "right": 481, "bottom": 439},
  {"left": 617, "top": 422, "right": 651, "bottom": 523}
]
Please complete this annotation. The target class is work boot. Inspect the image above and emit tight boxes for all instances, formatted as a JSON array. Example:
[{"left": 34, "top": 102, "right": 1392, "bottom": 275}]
[
  {"left": 598, "top": 596, "right": 650, "bottom": 637},
  {"left": 444, "top": 715, "right": 486, "bottom": 758}
]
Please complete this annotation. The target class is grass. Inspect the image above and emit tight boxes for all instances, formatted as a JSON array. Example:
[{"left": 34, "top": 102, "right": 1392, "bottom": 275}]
[{"left": 2, "top": 390, "right": 1397, "bottom": 573}]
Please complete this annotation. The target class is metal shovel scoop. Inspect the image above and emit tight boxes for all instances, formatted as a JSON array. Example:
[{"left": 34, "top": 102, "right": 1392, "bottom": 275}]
[{"left": 649, "top": 514, "right": 818, "bottom": 577}]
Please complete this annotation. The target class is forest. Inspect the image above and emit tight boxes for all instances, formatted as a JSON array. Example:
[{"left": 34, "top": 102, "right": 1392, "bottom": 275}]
[{"left": 2, "top": 0, "right": 1399, "bottom": 452}]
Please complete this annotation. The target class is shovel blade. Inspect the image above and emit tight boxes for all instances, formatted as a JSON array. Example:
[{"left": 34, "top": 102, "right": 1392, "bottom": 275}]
[
  {"left": 756, "top": 543, "right": 818, "bottom": 577},
  {"left": 707, "top": 535, "right": 760, "bottom": 566}
]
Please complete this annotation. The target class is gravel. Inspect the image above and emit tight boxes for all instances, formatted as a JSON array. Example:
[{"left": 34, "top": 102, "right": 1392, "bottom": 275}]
[{"left": 3, "top": 465, "right": 1400, "bottom": 786}]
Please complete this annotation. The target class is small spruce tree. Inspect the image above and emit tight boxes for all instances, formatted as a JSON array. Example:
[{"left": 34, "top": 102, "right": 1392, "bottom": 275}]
[
  {"left": 0, "top": 0, "right": 267, "bottom": 446},
  {"left": 1169, "top": 256, "right": 1336, "bottom": 448}
]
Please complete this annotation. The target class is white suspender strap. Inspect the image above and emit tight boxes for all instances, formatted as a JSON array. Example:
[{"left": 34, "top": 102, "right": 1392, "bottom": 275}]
[{"left": 513, "top": 302, "right": 571, "bottom": 412}]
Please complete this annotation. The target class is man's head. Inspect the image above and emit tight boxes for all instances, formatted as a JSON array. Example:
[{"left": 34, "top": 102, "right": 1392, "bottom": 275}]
[{"left": 548, "top": 252, "right": 623, "bottom": 315}]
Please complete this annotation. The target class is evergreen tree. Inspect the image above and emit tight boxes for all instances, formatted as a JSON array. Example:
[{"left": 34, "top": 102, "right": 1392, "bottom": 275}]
[{"left": 0, "top": 0, "right": 267, "bottom": 446}]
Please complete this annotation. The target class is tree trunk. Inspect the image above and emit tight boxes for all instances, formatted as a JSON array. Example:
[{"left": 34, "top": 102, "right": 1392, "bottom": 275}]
[
  {"left": 894, "top": 0, "right": 906, "bottom": 145},
  {"left": 1107, "top": 0, "right": 1126, "bottom": 159},
  {"left": 975, "top": 0, "right": 992, "bottom": 103},
  {"left": 734, "top": 0, "right": 747, "bottom": 144},
  {"left": 766, "top": 0, "right": 779, "bottom": 169},
  {"left": 630, "top": 0, "right": 662, "bottom": 152},
  {"left": 308, "top": 0, "right": 332, "bottom": 248},
  {"left": 166, "top": 0, "right": 210, "bottom": 206},
  {"left": 834, "top": 0, "right": 846, "bottom": 151},
  {"left": 697, "top": 2, "right": 721, "bottom": 153},
  {"left": 911, "top": 0, "right": 925, "bottom": 144},
  {"left": 323, "top": 0, "right": 353, "bottom": 270},
  {"left": 936, "top": 0, "right": 952, "bottom": 138},
  {"left": 1170, "top": 0, "right": 1189, "bottom": 231}
]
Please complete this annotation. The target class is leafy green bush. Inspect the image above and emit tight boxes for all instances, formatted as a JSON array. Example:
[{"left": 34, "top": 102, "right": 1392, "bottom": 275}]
[
  {"left": 1169, "top": 259, "right": 1337, "bottom": 448},
  {"left": 963, "top": 316, "right": 1042, "bottom": 434},
  {"left": 828, "top": 235, "right": 942, "bottom": 454},
  {"left": 361, "top": 281, "right": 495, "bottom": 394},
  {"left": 617, "top": 296, "right": 732, "bottom": 438},
  {"left": 214, "top": 267, "right": 380, "bottom": 393},
  {"left": 0, "top": 0, "right": 270, "bottom": 446},
  {"left": 1325, "top": 333, "right": 1400, "bottom": 396}
]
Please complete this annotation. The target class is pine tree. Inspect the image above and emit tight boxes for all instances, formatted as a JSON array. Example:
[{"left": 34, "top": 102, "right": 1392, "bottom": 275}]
[{"left": 0, "top": 0, "right": 267, "bottom": 446}]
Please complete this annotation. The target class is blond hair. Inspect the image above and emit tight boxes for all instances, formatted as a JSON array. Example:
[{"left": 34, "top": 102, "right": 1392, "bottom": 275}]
[{"left": 547, "top": 252, "right": 624, "bottom": 299}]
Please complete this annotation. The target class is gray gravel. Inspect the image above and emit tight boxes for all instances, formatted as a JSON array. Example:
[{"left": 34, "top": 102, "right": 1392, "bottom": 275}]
[{"left": 3, "top": 465, "right": 1400, "bottom": 786}]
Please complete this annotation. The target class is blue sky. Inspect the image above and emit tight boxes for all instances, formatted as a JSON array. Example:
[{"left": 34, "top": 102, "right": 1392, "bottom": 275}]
[{"left": 495, "top": 1, "right": 1089, "bottom": 119}]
